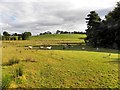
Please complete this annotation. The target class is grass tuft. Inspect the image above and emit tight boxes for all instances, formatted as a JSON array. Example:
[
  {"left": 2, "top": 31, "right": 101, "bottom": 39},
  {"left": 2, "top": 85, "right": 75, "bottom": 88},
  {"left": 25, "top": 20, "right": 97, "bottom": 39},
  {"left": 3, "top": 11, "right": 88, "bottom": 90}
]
[
  {"left": 1, "top": 75, "right": 12, "bottom": 89},
  {"left": 15, "top": 66, "right": 23, "bottom": 77}
]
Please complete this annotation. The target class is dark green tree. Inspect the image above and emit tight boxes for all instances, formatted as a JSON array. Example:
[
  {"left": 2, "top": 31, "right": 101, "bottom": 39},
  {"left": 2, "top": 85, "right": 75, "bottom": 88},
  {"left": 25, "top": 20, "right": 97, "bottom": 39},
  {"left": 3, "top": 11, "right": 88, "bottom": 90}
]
[
  {"left": 85, "top": 11, "right": 101, "bottom": 47},
  {"left": 85, "top": 2, "right": 120, "bottom": 49},
  {"left": 12, "top": 33, "right": 18, "bottom": 36},
  {"left": 3, "top": 31, "right": 10, "bottom": 36},
  {"left": 104, "top": 2, "right": 120, "bottom": 49},
  {"left": 21, "top": 32, "right": 32, "bottom": 40}
]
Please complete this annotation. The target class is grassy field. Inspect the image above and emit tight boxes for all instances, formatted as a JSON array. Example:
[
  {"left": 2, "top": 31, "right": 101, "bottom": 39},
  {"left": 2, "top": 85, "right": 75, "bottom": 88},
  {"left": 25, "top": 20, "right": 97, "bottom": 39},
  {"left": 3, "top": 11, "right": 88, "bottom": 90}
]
[
  {"left": 30, "top": 34, "right": 86, "bottom": 40},
  {"left": 1, "top": 34, "right": 119, "bottom": 88}
]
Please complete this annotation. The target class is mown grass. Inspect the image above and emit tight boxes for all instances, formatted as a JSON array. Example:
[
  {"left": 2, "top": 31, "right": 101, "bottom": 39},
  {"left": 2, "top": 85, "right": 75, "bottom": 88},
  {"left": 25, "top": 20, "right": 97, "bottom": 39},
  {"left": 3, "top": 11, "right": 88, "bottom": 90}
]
[{"left": 2, "top": 34, "right": 119, "bottom": 88}]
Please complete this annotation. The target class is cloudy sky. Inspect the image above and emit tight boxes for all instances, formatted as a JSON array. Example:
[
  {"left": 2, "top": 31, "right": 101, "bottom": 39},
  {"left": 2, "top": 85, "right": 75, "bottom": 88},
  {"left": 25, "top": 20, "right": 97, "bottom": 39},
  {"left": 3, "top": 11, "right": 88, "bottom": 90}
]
[{"left": 0, "top": 0, "right": 119, "bottom": 35}]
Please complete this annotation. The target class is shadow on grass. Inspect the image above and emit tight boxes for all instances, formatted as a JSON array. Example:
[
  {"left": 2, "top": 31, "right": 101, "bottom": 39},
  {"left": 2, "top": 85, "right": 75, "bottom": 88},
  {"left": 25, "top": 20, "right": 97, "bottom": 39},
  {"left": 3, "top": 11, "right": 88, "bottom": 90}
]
[
  {"left": 21, "top": 58, "right": 37, "bottom": 63},
  {"left": 32, "top": 45, "right": 119, "bottom": 54},
  {"left": 104, "top": 58, "right": 120, "bottom": 64},
  {"left": 2, "top": 58, "right": 20, "bottom": 66},
  {"left": 108, "top": 60, "right": 120, "bottom": 64}
]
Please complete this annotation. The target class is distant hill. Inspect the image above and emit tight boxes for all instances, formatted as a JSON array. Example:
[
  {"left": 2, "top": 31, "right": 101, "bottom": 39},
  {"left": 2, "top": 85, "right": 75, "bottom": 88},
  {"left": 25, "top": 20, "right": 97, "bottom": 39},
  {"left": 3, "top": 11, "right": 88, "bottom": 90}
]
[{"left": 30, "top": 34, "right": 86, "bottom": 40}]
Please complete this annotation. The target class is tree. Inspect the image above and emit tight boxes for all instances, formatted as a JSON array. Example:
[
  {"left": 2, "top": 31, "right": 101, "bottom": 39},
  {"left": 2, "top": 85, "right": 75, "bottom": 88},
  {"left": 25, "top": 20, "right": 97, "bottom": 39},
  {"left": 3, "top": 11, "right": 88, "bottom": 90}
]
[
  {"left": 21, "top": 32, "right": 32, "bottom": 40},
  {"left": 12, "top": 33, "right": 18, "bottom": 36},
  {"left": 85, "top": 2, "right": 120, "bottom": 49},
  {"left": 104, "top": 2, "right": 120, "bottom": 49},
  {"left": 85, "top": 11, "right": 101, "bottom": 47},
  {"left": 18, "top": 36, "right": 22, "bottom": 40},
  {"left": 56, "top": 30, "right": 61, "bottom": 34},
  {"left": 0, "top": 33, "right": 1, "bottom": 40},
  {"left": 86, "top": 11, "right": 101, "bottom": 29},
  {"left": 3, "top": 31, "right": 10, "bottom": 36}
]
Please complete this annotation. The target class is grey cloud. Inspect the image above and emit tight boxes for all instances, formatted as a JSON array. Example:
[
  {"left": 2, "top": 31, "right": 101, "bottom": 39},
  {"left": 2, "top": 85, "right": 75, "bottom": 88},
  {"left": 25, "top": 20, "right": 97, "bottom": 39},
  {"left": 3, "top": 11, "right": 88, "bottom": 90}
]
[
  {"left": 55, "top": 9, "right": 88, "bottom": 23},
  {"left": 96, "top": 7, "right": 113, "bottom": 19},
  {"left": 0, "top": 1, "right": 114, "bottom": 35}
]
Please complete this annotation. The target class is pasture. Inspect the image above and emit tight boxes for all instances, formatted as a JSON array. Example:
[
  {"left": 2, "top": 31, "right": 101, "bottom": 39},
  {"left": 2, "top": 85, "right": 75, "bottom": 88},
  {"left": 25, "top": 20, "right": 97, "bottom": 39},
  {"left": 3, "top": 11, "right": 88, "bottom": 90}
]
[{"left": 1, "top": 34, "right": 119, "bottom": 88}]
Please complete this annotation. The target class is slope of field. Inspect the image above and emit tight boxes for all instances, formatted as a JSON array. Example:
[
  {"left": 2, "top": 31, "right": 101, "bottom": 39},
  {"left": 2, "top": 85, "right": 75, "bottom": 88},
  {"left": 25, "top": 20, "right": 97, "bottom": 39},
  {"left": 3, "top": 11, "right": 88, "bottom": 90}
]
[
  {"left": 30, "top": 34, "right": 86, "bottom": 40},
  {"left": 2, "top": 34, "right": 119, "bottom": 88},
  {"left": 2, "top": 34, "right": 86, "bottom": 47}
]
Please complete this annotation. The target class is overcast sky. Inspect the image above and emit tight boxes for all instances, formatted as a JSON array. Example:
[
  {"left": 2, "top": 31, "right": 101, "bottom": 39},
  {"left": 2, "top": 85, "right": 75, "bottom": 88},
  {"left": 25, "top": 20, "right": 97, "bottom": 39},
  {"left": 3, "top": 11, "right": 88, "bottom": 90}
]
[{"left": 0, "top": 0, "right": 119, "bottom": 35}]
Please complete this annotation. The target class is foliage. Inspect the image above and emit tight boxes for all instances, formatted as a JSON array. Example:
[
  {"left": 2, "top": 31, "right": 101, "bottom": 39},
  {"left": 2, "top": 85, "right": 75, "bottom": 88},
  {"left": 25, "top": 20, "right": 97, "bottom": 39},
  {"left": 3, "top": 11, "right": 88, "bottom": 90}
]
[
  {"left": 2, "top": 36, "right": 19, "bottom": 40},
  {"left": 40, "top": 31, "right": 52, "bottom": 35},
  {"left": 21, "top": 32, "right": 32, "bottom": 40},
  {"left": 15, "top": 66, "right": 23, "bottom": 77},
  {"left": 56, "top": 30, "right": 86, "bottom": 34},
  {"left": 2, "top": 32, "right": 32, "bottom": 40},
  {"left": 0, "top": 33, "right": 1, "bottom": 40},
  {"left": 85, "top": 11, "right": 101, "bottom": 47},
  {"left": 85, "top": 2, "right": 120, "bottom": 49},
  {"left": 3, "top": 31, "right": 10, "bottom": 36},
  {"left": 86, "top": 11, "right": 101, "bottom": 29},
  {"left": 12, "top": 33, "right": 18, "bottom": 36}
]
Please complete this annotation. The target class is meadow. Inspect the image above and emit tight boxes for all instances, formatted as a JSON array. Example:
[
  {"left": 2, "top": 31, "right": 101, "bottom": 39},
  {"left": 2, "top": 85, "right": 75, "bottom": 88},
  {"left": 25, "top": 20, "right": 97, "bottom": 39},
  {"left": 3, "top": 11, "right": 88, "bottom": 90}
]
[{"left": 1, "top": 34, "right": 119, "bottom": 88}]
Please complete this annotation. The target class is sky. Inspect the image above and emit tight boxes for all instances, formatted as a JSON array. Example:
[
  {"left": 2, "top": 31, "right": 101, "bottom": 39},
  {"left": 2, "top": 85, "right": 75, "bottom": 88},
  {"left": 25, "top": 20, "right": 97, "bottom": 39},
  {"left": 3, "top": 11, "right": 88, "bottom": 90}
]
[{"left": 0, "top": 0, "right": 119, "bottom": 35}]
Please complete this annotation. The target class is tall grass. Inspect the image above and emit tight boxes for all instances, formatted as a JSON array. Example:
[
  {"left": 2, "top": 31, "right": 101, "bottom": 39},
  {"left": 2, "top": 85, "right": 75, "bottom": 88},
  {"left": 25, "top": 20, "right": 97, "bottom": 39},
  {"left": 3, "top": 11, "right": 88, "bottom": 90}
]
[
  {"left": 15, "top": 66, "right": 23, "bottom": 77},
  {"left": 1, "top": 75, "right": 12, "bottom": 89}
]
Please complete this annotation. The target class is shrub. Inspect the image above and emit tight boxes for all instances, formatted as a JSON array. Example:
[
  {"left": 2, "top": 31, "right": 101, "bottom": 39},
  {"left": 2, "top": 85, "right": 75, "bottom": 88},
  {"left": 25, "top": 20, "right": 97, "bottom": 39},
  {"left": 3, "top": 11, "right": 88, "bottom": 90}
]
[
  {"left": 15, "top": 66, "right": 23, "bottom": 77},
  {"left": 1, "top": 75, "right": 12, "bottom": 89},
  {"left": 18, "top": 36, "right": 22, "bottom": 40}
]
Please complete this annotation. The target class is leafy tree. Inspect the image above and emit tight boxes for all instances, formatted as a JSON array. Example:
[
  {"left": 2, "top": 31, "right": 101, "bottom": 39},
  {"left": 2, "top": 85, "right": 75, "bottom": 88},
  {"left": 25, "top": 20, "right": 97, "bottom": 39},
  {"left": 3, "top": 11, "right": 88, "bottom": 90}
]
[
  {"left": 85, "top": 2, "right": 120, "bottom": 49},
  {"left": 21, "top": 32, "right": 32, "bottom": 40},
  {"left": 12, "top": 33, "right": 18, "bottom": 36},
  {"left": 18, "top": 36, "right": 22, "bottom": 40},
  {"left": 56, "top": 30, "right": 61, "bottom": 34},
  {"left": 104, "top": 2, "right": 120, "bottom": 49},
  {"left": 3, "top": 31, "right": 10, "bottom": 36}
]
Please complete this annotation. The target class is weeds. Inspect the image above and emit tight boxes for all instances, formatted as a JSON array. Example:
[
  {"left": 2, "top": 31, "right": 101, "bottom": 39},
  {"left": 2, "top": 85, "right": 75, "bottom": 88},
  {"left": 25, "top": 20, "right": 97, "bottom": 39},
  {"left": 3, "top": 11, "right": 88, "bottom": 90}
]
[
  {"left": 15, "top": 66, "right": 23, "bottom": 77},
  {"left": 1, "top": 75, "right": 12, "bottom": 89}
]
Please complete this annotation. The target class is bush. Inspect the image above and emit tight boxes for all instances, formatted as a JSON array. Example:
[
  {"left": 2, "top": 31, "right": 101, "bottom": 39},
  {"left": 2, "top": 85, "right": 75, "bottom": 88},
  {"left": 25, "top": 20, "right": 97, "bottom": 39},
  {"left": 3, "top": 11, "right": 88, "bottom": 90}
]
[
  {"left": 1, "top": 75, "right": 12, "bottom": 89},
  {"left": 15, "top": 66, "right": 23, "bottom": 77},
  {"left": 22, "top": 32, "right": 32, "bottom": 40}
]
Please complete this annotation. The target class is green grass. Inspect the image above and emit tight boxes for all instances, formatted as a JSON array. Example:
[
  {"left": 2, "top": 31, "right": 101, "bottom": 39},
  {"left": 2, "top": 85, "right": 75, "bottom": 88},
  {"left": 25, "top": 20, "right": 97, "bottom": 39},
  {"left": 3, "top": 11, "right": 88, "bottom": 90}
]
[
  {"left": 1, "top": 75, "right": 12, "bottom": 89},
  {"left": 30, "top": 34, "right": 86, "bottom": 40},
  {"left": 2, "top": 34, "right": 119, "bottom": 88}
]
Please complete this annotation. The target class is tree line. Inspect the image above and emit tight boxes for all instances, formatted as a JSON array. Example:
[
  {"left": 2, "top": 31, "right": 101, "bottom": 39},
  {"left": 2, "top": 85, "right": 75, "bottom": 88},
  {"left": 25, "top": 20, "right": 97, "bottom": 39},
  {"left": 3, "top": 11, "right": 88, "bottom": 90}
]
[
  {"left": 1, "top": 31, "right": 32, "bottom": 40},
  {"left": 56, "top": 30, "right": 86, "bottom": 34},
  {"left": 39, "top": 30, "right": 86, "bottom": 35},
  {"left": 85, "top": 2, "right": 120, "bottom": 49},
  {"left": 1, "top": 30, "right": 85, "bottom": 40}
]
